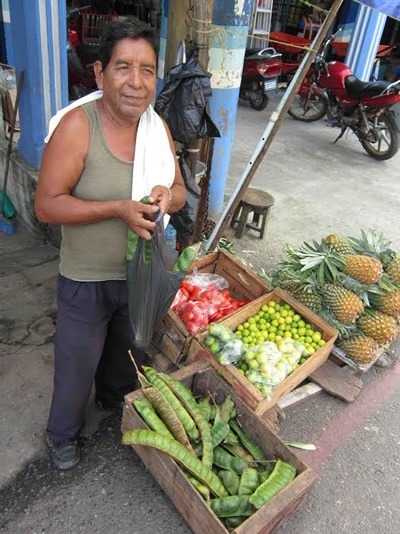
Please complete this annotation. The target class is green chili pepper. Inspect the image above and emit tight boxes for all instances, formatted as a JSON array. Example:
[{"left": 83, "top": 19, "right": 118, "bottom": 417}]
[
  {"left": 218, "top": 470, "right": 240, "bottom": 496},
  {"left": 133, "top": 397, "right": 173, "bottom": 439},
  {"left": 249, "top": 459, "right": 296, "bottom": 509},
  {"left": 213, "top": 446, "right": 248, "bottom": 475},
  {"left": 208, "top": 495, "right": 255, "bottom": 518},
  {"left": 229, "top": 419, "right": 268, "bottom": 462},
  {"left": 238, "top": 468, "right": 260, "bottom": 496},
  {"left": 122, "top": 429, "right": 228, "bottom": 498}
]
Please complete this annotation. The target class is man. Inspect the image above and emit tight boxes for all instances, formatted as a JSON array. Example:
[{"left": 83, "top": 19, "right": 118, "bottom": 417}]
[{"left": 35, "top": 20, "right": 186, "bottom": 470}]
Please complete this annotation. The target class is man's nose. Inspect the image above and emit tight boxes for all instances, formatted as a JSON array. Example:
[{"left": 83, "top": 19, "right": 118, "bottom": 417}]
[{"left": 127, "top": 67, "right": 142, "bottom": 88}]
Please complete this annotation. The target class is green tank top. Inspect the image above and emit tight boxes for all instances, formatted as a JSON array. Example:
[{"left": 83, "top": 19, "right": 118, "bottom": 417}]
[{"left": 59, "top": 101, "right": 132, "bottom": 281}]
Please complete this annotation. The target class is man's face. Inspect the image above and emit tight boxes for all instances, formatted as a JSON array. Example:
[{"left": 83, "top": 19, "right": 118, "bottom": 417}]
[{"left": 95, "top": 38, "right": 157, "bottom": 122}]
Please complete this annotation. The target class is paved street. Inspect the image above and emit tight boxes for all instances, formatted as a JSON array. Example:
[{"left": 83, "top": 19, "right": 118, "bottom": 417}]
[{"left": 1, "top": 95, "right": 399, "bottom": 533}]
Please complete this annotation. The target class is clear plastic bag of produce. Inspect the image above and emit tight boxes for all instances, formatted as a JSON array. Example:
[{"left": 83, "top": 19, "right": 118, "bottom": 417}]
[
  {"left": 240, "top": 339, "right": 306, "bottom": 397},
  {"left": 126, "top": 215, "right": 185, "bottom": 349},
  {"left": 184, "top": 272, "right": 229, "bottom": 291},
  {"left": 204, "top": 323, "right": 246, "bottom": 365}
]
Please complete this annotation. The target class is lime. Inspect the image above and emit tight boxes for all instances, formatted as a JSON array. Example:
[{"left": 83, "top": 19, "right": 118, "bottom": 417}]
[
  {"left": 269, "top": 301, "right": 276, "bottom": 308},
  {"left": 312, "top": 331, "right": 322, "bottom": 342}
]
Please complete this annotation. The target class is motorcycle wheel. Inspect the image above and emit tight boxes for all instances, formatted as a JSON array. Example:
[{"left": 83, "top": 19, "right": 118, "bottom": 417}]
[
  {"left": 359, "top": 112, "right": 399, "bottom": 161},
  {"left": 288, "top": 92, "right": 328, "bottom": 122},
  {"left": 250, "top": 93, "right": 269, "bottom": 111}
]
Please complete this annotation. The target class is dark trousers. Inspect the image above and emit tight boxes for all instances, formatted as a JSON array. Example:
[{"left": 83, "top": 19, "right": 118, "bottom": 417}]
[{"left": 47, "top": 275, "right": 145, "bottom": 442}]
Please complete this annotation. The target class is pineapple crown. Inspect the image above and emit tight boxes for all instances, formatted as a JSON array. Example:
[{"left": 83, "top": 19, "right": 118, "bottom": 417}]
[{"left": 348, "top": 229, "right": 396, "bottom": 266}]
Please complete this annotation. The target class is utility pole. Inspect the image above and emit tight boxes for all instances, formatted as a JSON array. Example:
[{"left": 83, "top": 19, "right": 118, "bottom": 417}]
[{"left": 205, "top": 0, "right": 345, "bottom": 252}]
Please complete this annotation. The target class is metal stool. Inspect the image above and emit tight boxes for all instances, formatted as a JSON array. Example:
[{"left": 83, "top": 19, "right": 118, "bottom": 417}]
[{"left": 230, "top": 188, "right": 275, "bottom": 239}]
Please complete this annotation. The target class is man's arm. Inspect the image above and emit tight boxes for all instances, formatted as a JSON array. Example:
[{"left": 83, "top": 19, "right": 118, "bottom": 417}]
[{"left": 35, "top": 107, "right": 158, "bottom": 240}]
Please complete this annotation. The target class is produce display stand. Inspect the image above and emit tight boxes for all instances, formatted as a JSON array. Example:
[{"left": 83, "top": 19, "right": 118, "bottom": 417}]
[
  {"left": 122, "top": 361, "right": 317, "bottom": 534},
  {"left": 151, "top": 250, "right": 271, "bottom": 364},
  {"left": 187, "top": 288, "right": 338, "bottom": 417}
]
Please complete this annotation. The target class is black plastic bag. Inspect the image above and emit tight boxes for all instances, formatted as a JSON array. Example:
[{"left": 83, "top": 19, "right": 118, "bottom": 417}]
[
  {"left": 154, "top": 52, "right": 221, "bottom": 145},
  {"left": 126, "top": 216, "right": 185, "bottom": 350},
  {"left": 170, "top": 150, "right": 200, "bottom": 237}
]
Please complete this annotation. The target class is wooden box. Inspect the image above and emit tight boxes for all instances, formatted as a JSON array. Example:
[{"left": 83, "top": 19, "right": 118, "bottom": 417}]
[
  {"left": 151, "top": 250, "right": 271, "bottom": 364},
  {"left": 188, "top": 288, "right": 338, "bottom": 417},
  {"left": 122, "top": 361, "right": 317, "bottom": 534}
]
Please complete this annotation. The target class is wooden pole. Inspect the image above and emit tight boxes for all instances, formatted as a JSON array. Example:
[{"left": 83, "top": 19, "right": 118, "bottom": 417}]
[{"left": 204, "top": 0, "right": 345, "bottom": 252}]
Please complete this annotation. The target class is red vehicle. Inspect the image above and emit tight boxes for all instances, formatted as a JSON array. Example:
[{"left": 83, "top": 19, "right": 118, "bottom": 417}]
[
  {"left": 239, "top": 47, "right": 282, "bottom": 111},
  {"left": 287, "top": 33, "right": 400, "bottom": 161}
]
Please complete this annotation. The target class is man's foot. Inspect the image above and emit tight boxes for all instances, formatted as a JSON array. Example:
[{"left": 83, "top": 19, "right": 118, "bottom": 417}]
[
  {"left": 95, "top": 396, "right": 124, "bottom": 412},
  {"left": 45, "top": 433, "right": 81, "bottom": 470}
]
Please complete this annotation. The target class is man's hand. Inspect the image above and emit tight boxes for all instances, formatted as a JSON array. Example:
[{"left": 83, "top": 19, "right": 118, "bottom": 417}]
[
  {"left": 148, "top": 185, "right": 171, "bottom": 214},
  {"left": 118, "top": 200, "right": 159, "bottom": 240}
]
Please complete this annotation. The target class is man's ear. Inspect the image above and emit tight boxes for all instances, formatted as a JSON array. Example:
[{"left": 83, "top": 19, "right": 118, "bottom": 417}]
[{"left": 94, "top": 61, "right": 104, "bottom": 89}]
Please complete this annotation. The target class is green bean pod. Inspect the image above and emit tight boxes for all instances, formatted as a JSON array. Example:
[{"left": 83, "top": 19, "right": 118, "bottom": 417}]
[
  {"left": 249, "top": 459, "right": 296, "bottom": 509},
  {"left": 225, "top": 517, "right": 247, "bottom": 529},
  {"left": 143, "top": 367, "right": 199, "bottom": 441},
  {"left": 122, "top": 429, "right": 228, "bottom": 498},
  {"left": 158, "top": 372, "right": 213, "bottom": 469},
  {"left": 143, "top": 386, "right": 195, "bottom": 455},
  {"left": 133, "top": 397, "right": 173, "bottom": 438},
  {"left": 187, "top": 475, "right": 210, "bottom": 500},
  {"left": 219, "top": 395, "right": 236, "bottom": 423},
  {"left": 144, "top": 240, "right": 152, "bottom": 265},
  {"left": 238, "top": 468, "right": 260, "bottom": 496},
  {"left": 230, "top": 419, "right": 268, "bottom": 462},
  {"left": 211, "top": 421, "right": 231, "bottom": 449},
  {"left": 196, "top": 397, "right": 212, "bottom": 422},
  {"left": 218, "top": 470, "right": 240, "bottom": 496},
  {"left": 126, "top": 231, "right": 139, "bottom": 261},
  {"left": 208, "top": 495, "right": 255, "bottom": 518},
  {"left": 222, "top": 443, "right": 255, "bottom": 463},
  {"left": 213, "top": 446, "right": 248, "bottom": 475},
  {"left": 259, "top": 468, "right": 273, "bottom": 483}
]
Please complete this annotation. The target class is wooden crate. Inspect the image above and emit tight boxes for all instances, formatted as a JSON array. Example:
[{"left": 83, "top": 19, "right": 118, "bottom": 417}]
[
  {"left": 151, "top": 250, "right": 271, "bottom": 365},
  {"left": 187, "top": 288, "right": 338, "bottom": 417},
  {"left": 122, "top": 361, "right": 317, "bottom": 534}
]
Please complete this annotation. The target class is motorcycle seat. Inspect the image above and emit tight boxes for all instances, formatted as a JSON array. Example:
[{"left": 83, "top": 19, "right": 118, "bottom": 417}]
[{"left": 345, "top": 75, "right": 391, "bottom": 99}]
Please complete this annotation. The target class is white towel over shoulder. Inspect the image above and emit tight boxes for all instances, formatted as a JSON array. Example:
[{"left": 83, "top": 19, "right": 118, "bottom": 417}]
[{"left": 44, "top": 91, "right": 175, "bottom": 202}]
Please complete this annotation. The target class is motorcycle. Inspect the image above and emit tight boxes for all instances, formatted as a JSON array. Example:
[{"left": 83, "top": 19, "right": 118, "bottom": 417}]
[
  {"left": 239, "top": 47, "right": 282, "bottom": 111},
  {"left": 288, "top": 32, "right": 400, "bottom": 161},
  {"left": 67, "top": 5, "right": 101, "bottom": 100}
]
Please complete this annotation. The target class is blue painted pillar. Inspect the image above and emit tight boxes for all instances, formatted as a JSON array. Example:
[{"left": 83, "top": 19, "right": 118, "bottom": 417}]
[
  {"left": 157, "top": 0, "right": 169, "bottom": 93},
  {"left": 345, "top": 3, "right": 386, "bottom": 81},
  {"left": 207, "top": 0, "right": 253, "bottom": 219},
  {"left": 1, "top": 0, "right": 14, "bottom": 64},
  {"left": 7, "top": 0, "right": 67, "bottom": 169}
]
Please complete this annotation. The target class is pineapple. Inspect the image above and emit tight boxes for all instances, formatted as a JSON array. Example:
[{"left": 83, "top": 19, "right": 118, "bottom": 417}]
[
  {"left": 321, "top": 284, "right": 364, "bottom": 324},
  {"left": 341, "top": 254, "right": 383, "bottom": 284},
  {"left": 337, "top": 334, "right": 380, "bottom": 363},
  {"left": 375, "top": 290, "right": 400, "bottom": 317},
  {"left": 356, "top": 310, "right": 398, "bottom": 345},
  {"left": 324, "top": 234, "right": 355, "bottom": 256},
  {"left": 292, "top": 289, "right": 322, "bottom": 313},
  {"left": 386, "top": 257, "right": 400, "bottom": 286}
]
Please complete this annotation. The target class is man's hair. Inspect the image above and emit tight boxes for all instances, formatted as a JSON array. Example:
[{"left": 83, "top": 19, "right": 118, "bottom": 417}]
[{"left": 99, "top": 20, "right": 158, "bottom": 70}]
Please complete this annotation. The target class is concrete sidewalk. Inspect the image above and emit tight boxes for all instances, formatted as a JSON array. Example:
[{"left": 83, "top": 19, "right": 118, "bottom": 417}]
[{"left": 1, "top": 96, "right": 399, "bottom": 532}]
